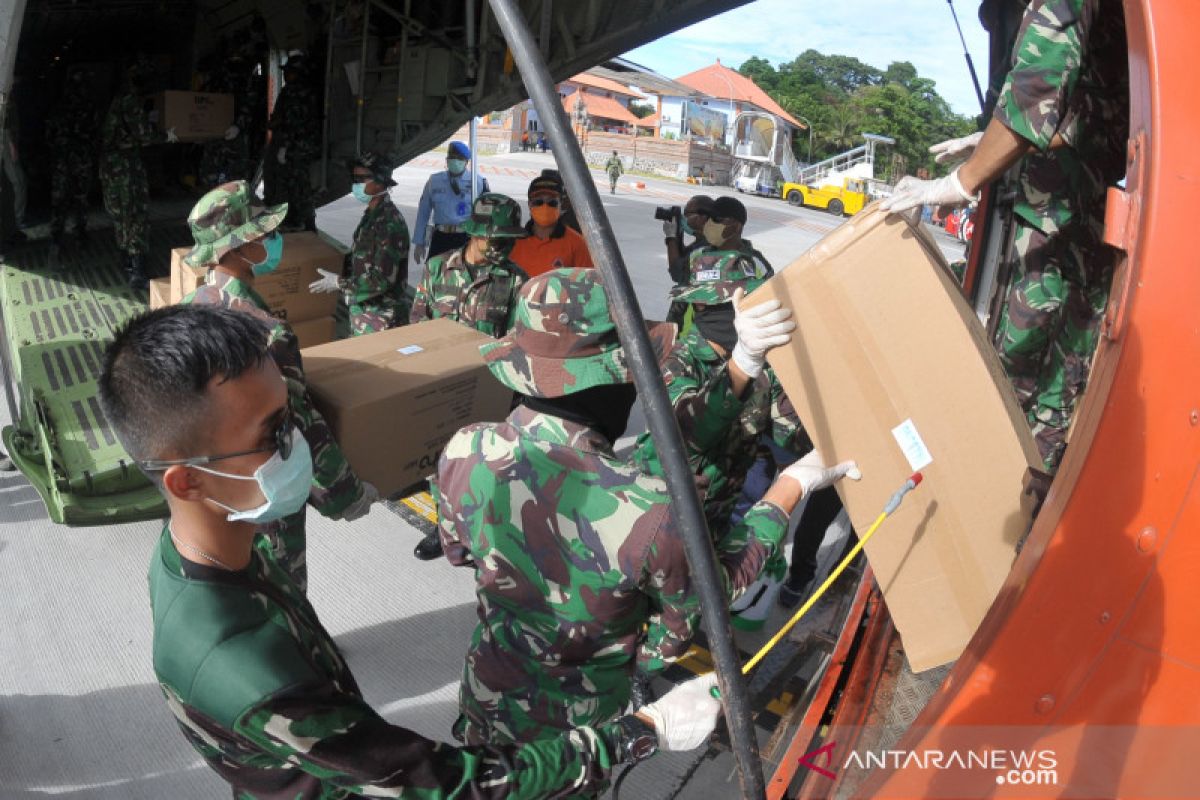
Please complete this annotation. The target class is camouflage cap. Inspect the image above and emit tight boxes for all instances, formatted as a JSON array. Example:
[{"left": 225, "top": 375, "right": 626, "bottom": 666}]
[
  {"left": 669, "top": 249, "right": 763, "bottom": 305},
  {"left": 481, "top": 268, "right": 676, "bottom": 398},
  {"left": 461, "top": 192, "right": 528, "bottom": 239},
  {"left": 354, "top": 150, "right": 398, "bottom": 187},
  {"left": 183, "top": 181, "right": 288, "bottom": 269}
]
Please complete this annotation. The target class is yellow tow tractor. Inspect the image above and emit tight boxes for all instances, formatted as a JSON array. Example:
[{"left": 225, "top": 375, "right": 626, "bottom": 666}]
[{"left": 781, "top": 176, "right": 870, "bottom": 216}]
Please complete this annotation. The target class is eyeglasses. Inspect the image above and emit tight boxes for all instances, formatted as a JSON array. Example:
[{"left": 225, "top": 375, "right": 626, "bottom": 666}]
[
  {"left": 529, "top": 198, "right": 560, "bottom": 208},
  {"left": 139, "top": 413, "right": 294, "bottom": 471}
]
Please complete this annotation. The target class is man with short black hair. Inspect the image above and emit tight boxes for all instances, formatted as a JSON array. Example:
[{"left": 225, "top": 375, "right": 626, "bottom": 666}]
[{"left": 99, "top": 303, "right": 728, "bottom": 798}]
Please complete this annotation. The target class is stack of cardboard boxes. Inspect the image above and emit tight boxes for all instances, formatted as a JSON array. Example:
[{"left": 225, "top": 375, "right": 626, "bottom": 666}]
[
  {"left": 152, "top": 232, "right": 344, "bottom": 349},
  {"left": 151, "top": 91, "right": 234, "bottom": 142}
]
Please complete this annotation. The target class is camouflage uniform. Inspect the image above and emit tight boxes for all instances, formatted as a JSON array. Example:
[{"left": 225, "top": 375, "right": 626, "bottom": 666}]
[
  {"left": 343, "top": 193, "right": 411, "bottom": 335},
  {"left": 198, "top": 57, "right": 256, "bottom": 188},
  {"left": 181, "top": 182, "right": 366, "bottom": 591},
  {"left": 47, "top": 77, "right": 96, "bottom": 241},
  {"left": 636, "top": 247, "right": 805, "bottom": 586},
  {"left": 992, "top": 0, "right": 1128, "bottom": 471},
  {"left": 409, "top": 193, "right": 529, "bottom": 337},
  {"left": 265, "top": 71, "right": 320, "bottom": 230},
  {"left": 100, "top": 83, "right": 160, "bottom": 256},
  {"left": 149, "top": 527, "right": 634, "bottom": 798},
  {"left": 437, "top": 268, "right": 791, "bottom": 746},
  {"left": 604, "top": 154, "right": 623, "bottom": 193}
]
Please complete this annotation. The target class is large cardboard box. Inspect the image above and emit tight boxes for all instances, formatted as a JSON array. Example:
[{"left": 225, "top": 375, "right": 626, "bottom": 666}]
[
  {"left": 302, "top": 318, "right": 514, "bottom": 497},
  {"left": 152, "top": 91, "right": 234, "bottom": 142},
  {"left": 148, "top": 277, "right": 172, "bottom": 310},
  {"left": 169, "top": 232, "right": 340, "bottom": 323},
  {"left": 750, "top": 203, "right": 1041, "bottom": 672},
  {"left": 290, "top": 316, "right": 336, "bottom": 349}
]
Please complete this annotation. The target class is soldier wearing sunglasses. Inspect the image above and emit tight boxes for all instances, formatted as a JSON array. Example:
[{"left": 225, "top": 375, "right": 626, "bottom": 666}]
[{"left": 509, "top": 174, "right": 594, "bottom": 278}]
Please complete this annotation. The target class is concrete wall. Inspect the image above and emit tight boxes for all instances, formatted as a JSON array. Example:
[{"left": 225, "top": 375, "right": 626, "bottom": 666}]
[{"left": 582, "top": 131, "right": 733, "bottom": 184}]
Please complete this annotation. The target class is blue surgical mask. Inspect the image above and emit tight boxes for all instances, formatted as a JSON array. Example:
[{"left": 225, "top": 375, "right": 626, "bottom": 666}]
[
  {"left": 447, "top": 158, "right": 467, "bottom": 176},
  {"left": 351, "top": 182, "right": 377, "bottom": 203},
  {"left": 195, "top": 429, "right": 313, "bottom": 523},
  {"left": 246, "top": 232, "right": 284, "bottom": 276},
  {"left": 681, "top": 217, "right": 695, "bottom": 236}
]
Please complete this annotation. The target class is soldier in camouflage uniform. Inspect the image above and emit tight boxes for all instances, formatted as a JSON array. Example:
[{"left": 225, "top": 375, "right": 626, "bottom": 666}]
[
  {"left": 198, "top": 51, "right": 256, "bottom": 189},
  {"left": 410, "top": 192, "right": 529, "bottom": 336},
  {"left": 409, "top": 192, "right": 530, "bottom": 560},
  {"left": 633, "top": 200, "right": 807, "bottom": 627},
  {"left": 436, "top": 268, "right": 857, "bottom": 748},
  {"left": 100, "top": 60, "right": 177, "bottom": 290},
  {"left": 180, "top": 181, "right": 376, "bottom": 591},
  {"left": 47, "top": 71, "right": 96, "bottom": 247},
  {"left": 265, "top": 52, "right": 320, "bottom": 231},
  {"left": 99, "top": 303, "right": 726, "bottom": 797},
  {"left": 884, "top": 0, "right": 1127, "bottom": 472},
  {"left": 604, "top": 151, "right": 623, "bottom": 194},
  {"left": 308, "top": 151, "right": 411, "bottom": 334}
]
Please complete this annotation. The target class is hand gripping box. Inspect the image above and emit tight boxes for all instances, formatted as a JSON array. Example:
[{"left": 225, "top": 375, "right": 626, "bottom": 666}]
[
  {"left": 170, "top": 232, "right": 340, "bottom": 323},
  {"left": 748, "top": 203, "right": 1042, "bottom": 672},
  {"left": 301, "top": 318, "right": 514, "bottom": 497}
]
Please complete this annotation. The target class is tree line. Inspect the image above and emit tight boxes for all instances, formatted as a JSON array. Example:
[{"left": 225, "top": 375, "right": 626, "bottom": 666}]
[{"left": 738, "top": 50, "right": 977, "bottom": 181}]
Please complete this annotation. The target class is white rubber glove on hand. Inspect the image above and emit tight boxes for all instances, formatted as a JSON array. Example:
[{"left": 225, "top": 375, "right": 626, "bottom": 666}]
[
  {"left": 781, "top": 450, "right": 862, "bottom": 496},
  {"left": 276, "top": 146, "right": 287, "bottom": 165},
  {"left": 412, "top": 243, "right": 428, "bottom": 264},
  {"left": 224, "top": 124, "right": 240, "bottom": 141},
  {"left": 639, "top": 673, "right": 722, "bottom": 751},
  {"left": 730, "top": 287, "right": 796, "bottom": 380},
  {"left": 308, "top": 268, "right": 341, "bottom": 294},
  {"left": 338, "top": 482, "right": 379, "bottom": 521},
  {"left": 165, "top": 127, "right": 179, "bottom": 144},
  {"left": 929, "top": 131, "right": 984, "bottom": 165},
  {"left": 663, "top": 217, "right": 680, "bottom": 239},
  {"left": 880, "top": 167, "right": 977, "bottom": 215}
]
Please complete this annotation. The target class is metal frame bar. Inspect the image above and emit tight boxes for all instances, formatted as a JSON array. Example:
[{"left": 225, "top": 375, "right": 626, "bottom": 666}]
[
  {"left": 486, "top": 1, "right": 764, "bottom": 796},
  {"left": 355, "top": 0, "right": 372, "bottom": 155},
  {"left": 0, "top": 0, "right": 30, "bottom": 427}
]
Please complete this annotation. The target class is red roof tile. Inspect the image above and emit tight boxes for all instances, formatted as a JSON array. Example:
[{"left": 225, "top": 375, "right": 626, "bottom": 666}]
[
  {"left": 569, "top": 72, "right": 642, "bottom": 98},
  {"left": 674, "top": 60, "right": 804, "bottom": 129},
  {"left": 561, "top": 92, "right": 640, "bottom": 125}
]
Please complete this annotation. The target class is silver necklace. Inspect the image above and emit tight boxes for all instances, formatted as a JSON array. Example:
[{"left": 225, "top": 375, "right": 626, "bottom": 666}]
[{"left": 169, "top": 527, "right": 235, "bottom": 571}]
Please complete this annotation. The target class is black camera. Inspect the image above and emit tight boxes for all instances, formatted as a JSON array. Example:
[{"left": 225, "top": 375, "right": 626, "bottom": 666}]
[{"left": 654, "top": 205, "right": 681, "bottom": 222}]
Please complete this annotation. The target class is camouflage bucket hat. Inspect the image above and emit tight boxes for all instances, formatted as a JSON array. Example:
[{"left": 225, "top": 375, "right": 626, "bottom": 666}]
[
  {"left": 481, "top": 268, "right": 677, "bottom": 398},
  {"left": 461, "top": 192, "right": 528, "bottom": 238},
  {"left": 670, "top": 250, "right": 764, "bottom": 305},
  {"left": 184, "top": 181, "right": 288, "bottom": 268}
]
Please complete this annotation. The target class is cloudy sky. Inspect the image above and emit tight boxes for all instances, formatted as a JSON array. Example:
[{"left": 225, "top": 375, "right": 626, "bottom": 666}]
[{"left": 623, "top": 0, "right": 991, "bottom": 116}]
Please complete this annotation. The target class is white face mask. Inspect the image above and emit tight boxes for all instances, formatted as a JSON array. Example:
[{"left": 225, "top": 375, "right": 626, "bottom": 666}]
[{"left": 193, "top": 430, "right": 313, "bottom": 523}]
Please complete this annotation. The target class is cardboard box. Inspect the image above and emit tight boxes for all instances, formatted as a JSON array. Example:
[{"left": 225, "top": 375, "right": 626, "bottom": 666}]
[
  {"left": 290, "top": 316, "right": 336, "bottom": 349},
  {"left": 301, "top": 318, "right": 514, "bottom": 497},
  {"left": 170, "top": 232, "right": 340, "bottom": 323},
  {"left": 148, "top": 277, "right": 172, "bottom": 310},
  {"left": 152, "top": 91, "right": 234, "bottom": 142},
  {"left": 750, "top": 203, "right": 1041, "bottom": 672}
]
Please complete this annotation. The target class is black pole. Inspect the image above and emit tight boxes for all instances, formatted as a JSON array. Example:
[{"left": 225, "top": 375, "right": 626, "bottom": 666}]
[
  {"left": 485, "top": 1, "right": 766, "bottom": 797},
  {"left": 947, "top": 0, "right": 986, "bottom": 113}
]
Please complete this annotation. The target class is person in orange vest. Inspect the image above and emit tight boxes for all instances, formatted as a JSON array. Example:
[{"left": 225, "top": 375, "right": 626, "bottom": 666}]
[{"left": 509, "top": 174, "right": 593, "bottom": 278}]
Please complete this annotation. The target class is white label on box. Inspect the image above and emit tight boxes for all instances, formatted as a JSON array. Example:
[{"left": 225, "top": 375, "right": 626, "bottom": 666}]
[
  {"left": 695, "top": 269, "right": 721, "bottom": 282},
  {"left": 891, "top": 418, "right": 933, "bottom": 472},
  {"left": 397, "top": 345, "right": 425, "bottom": 355}
]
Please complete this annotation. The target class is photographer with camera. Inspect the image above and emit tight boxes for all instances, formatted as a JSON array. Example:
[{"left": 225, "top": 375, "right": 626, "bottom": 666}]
[{"left": 660, "top": 195, "right": 714, "bottom": 324}]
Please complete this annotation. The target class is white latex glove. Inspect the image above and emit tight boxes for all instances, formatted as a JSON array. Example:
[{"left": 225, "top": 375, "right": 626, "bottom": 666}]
[
  {"left": 730, "top": 287, "right": 796, "bottom": 380},
  {"left": 165, "top": 127, "right": 179, "bottom": 144},
  {"left": 308, "top": 268, "right": 341, "bottom": 294},
  {"left": 929, "top": 131, "right": 983, "bottom": 165},
  {"left": 412, "top": 243, "right": 428, "bottom": 264},
  {"left": 880, "top": 167, "right": 978, "bottom": 215},
  {"left": 224, "top": 124, "right": 240, "bottom": 141},
  {"left": 338, "top": 481, "right": 379, "bottom": 521},
  {"left": 662, "top": 217, "right": 679, "bottom": 239},
  {"left": 276, "top": 146, "right": 287, "bottom": 165},
  {"left": 639, "top": 673, "right": 721, "bottom": 751},
  {"left": 781, "top": 449, "right": 862, "bottom": 496}
]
